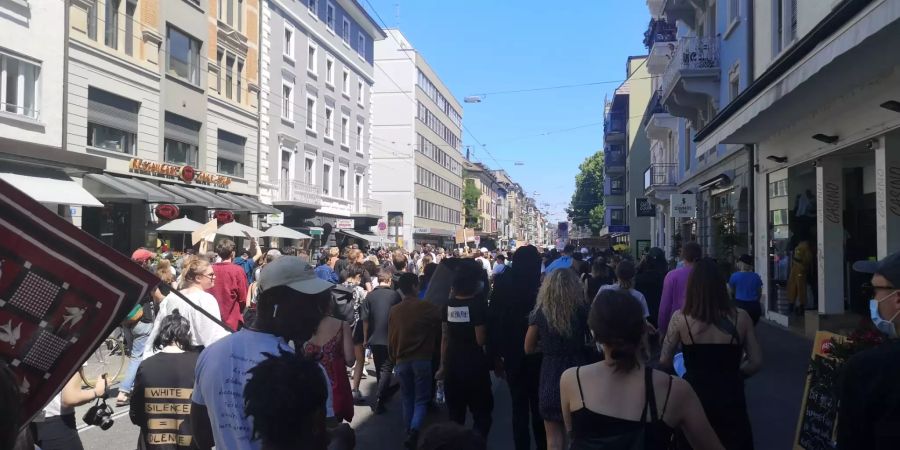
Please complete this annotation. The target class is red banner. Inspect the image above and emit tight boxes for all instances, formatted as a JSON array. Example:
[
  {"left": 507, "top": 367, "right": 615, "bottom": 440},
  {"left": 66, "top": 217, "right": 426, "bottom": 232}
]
[{"left": 0, "top": 178, "right": 159, "bottom": 423}]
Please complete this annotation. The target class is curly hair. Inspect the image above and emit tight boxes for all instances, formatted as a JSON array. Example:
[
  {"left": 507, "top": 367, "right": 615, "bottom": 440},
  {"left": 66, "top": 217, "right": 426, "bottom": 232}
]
[
  {"left": 534, "top": 268, "right": 585, "bottom": 337},
  {"left": 244, "top": 351, "right": 329, "bottom": 450}
]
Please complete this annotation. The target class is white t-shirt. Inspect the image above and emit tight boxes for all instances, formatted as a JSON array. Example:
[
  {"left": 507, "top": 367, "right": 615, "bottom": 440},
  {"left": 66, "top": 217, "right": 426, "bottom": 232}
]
[
  {"left": 597, "top": 283, "right": 651, "bottom": 318},
  {"left": 191, "top": 330, "right": 333, "bottom": 450},
  {"left": 143, "top": 289, "right": 229, "bottom": 360}
]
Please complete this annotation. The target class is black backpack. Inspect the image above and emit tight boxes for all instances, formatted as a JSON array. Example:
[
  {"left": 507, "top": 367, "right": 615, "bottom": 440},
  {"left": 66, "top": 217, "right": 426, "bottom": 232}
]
[{"left": 330, "top": 284, "right": 356, "bottom": 323}]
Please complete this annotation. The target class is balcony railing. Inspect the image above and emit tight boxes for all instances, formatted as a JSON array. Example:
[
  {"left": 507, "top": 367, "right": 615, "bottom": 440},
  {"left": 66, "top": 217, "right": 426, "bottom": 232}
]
[
  {"left": 661, "top": 36, "right": 720, "bottom": 96},
  {"left": 604, "top": 116, "right": 626, "bottom": 134},
  {"left": 605, "top": 147, "right": 626, "bottom": 168},
  {"left": 356, "top": 198, "right": 382, "bottom": 216},
  {"left": 644, "top": 163, "right": 679, "bottom": 190},
  {"left": 277, "top": 179, "right": 322, "bottom": 207}
]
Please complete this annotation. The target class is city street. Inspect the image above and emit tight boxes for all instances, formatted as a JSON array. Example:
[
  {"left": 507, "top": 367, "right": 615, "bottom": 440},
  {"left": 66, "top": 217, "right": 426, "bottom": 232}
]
[{"left": 75, "top": 321, "right": 811, "bottom": 449}]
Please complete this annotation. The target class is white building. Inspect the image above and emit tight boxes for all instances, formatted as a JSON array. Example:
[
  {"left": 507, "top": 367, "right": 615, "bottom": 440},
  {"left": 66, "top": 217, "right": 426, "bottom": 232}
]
[{"left": 371, "top": 29, "right": 465, "bottom": 250}]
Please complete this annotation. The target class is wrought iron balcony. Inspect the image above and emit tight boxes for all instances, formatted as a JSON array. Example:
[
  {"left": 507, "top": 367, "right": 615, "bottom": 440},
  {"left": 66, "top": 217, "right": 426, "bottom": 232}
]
[
  {"left": 275, "top": 179, "right": 322, "bottom": 208},
  {"left": 643, "top": 163, "right": 679, "bottom": 191},
  {"left": 661, "top": 36, "right": 719, "bottom": 96},
  {"left": 605, "top": 146, "right": 626, "bottom": 173}
]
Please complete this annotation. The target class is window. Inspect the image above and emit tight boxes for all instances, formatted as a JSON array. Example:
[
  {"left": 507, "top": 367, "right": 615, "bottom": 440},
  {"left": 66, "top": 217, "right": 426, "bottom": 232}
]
[
  {"left": 307, "top": 41, "right": 318, "bottom": 74},
  {"left": 340, "top": 114, "right": 349, "bottom": 146},
  {"left": 357, "top": 32, "right": 366, "bottom": 59},
  {"left": 0, "top": 53, "right": 40, "bottom": 119},
  {"left": 164, "top": 113, "right": 200, "bottom": 166},
  {"left": 167, "top": 27, "right": 200, "bottom": 85},
  {"left": 325, "top": 55, "right": 334, "bottom": 86},
  {"left": 729, "top": 0, "right": 740, "bottom": 23},
  {"left": 326, "top": 2, "right": 335, "bottom": 31},
  {"left": 306, "top": 95, "right": 316, "bottom": 131},
  {"left": 775, "top": 0, "right": 797, "bottom": 54},
  {"left": 610, "top": 177, "right": 624, "bottom": 195},
  {"left": 217, "top": 0, "right": 242, "bottom": 29},
  {"left": 356, "top": 79, "right": 364, "bottom": 105},
  {"left": 225, "top": 55, "right": 234, "bottom": 99},
  {"left": 87, "top": 1, "right": 98, "bottom": 40},
  {"left": 86, "top": 87, "right": 138, "bottom": 154},
  {"left": 610, "top": 208, "right": 625, "bottom": 226},
  {"left": 281, "top": 82, "right": 293, "bottom": 120},
  {"left": 339, "top": 168, "right": 347, "bottom": 199},
  {"left": 105, "top": 0, "right": 119, "bottom": 49},
  {"left": 416, "top": 101, "right": 460, "bottom": 149},
  {"left": 342, "top": 18, "right": 351, "bottom": 44},
  {"left": 284, "top": 24, "right": 295, "bottom": 59},
  {"left": 304, "top": 156, "right": 315, "bottom": 184},
  {"left": 355, "top": 123, "right": 363, "bottom": 153},
  {"left": 341, "top": 69, "right": 350, "bottom": 95},
  {"left": 322, "top": 161, "right": 332, "bottom": 196},
  {"left": 236, "top": 60, "right": 243, "bottom": 103},
  {"left": 238, "top": 0, "right": 243, "bottom": 30},
  {"left": 324, "top": 106, "right": 334, "bottom": 139},
  {"left": 417, "top": 69, "right": 462, "bottom": 127},
  {"left": 355, "top": 174, "right": 362, "bottom": 207},
  {"left": 729, "top": 64, "right": 740, "bottom": 101},
  {"left": 308, "top": 0, "right": 317, "bottom": 15},
  {"left": 217, "top": 130, "right": 245, "bottom": 177}
]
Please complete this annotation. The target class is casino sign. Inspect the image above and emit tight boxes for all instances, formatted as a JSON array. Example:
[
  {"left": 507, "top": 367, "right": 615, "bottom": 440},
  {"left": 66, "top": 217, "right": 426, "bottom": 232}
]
[{"left": 128, "top": 158, "right": 232, "bottom": 188}]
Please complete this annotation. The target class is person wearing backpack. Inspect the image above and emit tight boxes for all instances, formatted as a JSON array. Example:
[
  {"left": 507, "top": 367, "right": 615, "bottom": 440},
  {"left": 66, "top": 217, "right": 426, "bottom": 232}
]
[{"left": 116, "top": 249, "right": 158, "bottom": 407}]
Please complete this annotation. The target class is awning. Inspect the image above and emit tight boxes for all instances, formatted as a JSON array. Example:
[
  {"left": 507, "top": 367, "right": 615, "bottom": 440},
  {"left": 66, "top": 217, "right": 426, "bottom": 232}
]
[
  {"left": 336, "top": 229, "right": 379, "bottom": 244},
  {"left": 159, "top": 184, "right": 237, "bottom": 209},
  {"left": 219, "top": 192, "right": 280, "bottom": 214},
  {"left": 0, "top": 170, "right": 103, "bottom": 207},
  {"left": 263, "top": 225, "right": 311, "bottom": 240},
  {"left": 84, "top": 174, "right": 185, "bottom": 203}
]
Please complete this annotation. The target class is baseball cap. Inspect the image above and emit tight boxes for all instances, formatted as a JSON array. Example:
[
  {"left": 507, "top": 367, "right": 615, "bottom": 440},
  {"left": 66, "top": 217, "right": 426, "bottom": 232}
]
[
  {"left": 131, "top": 248, "right": 154, "bottom": 262},
  {"left": 258, "top": 256, "right": 334, "bottom": 294},
  {"left": 738, "top": 254, "right": 753, "bottom": 266},
  {"left": 853, "top": 251, "right": 900, "bottom": 287}
]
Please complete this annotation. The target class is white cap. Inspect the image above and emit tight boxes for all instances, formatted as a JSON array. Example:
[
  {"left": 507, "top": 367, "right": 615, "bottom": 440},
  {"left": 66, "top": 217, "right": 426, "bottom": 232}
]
[
  {"left": 480, "top": 247, "right": 489, "bottom": 253},
  {"left": 258, "top": 256, "right": 333, "bottom": 294}
]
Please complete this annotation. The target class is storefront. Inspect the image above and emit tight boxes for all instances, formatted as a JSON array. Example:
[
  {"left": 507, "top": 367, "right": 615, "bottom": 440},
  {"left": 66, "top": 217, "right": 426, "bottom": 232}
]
[{"left": 413, "top": 227, "right": 457, "bottom": 250}]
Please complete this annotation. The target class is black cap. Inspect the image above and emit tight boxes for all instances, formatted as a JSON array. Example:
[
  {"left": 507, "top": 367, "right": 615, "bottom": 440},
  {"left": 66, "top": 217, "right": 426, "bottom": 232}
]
[
  {"left": 739, "top": 254, "right": 753, "bottom": 266},
  {"left": 853, "top": 252, "right": 900, "bottom": 287}
]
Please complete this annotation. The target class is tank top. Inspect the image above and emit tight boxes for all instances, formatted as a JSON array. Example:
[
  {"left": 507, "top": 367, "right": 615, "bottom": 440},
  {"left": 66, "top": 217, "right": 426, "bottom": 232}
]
[{"left": 570, "top": 366, "right": 675, "bottom": 450}]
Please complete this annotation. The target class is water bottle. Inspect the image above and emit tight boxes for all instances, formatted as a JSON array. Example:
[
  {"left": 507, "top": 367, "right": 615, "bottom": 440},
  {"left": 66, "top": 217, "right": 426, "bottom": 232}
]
[{"left": 434, "top": 380, "right": 445, "bottom": 405}]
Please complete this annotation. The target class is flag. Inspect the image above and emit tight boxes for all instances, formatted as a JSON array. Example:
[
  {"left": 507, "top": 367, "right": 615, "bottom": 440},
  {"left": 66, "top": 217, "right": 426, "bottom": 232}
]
[{"left": 0, "top": 178, "right": 159, "bottom": 423}]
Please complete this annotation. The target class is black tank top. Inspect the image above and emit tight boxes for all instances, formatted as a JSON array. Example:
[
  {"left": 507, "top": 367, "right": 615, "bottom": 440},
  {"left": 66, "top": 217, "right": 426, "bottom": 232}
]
[{"left": 570, "top": 366, "right": 675, "bottom": 450}]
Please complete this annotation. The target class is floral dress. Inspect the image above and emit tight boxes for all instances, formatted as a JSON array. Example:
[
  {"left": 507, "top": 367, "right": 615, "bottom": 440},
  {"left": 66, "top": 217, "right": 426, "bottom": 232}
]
[{"left": 303, "top": 326, "right": 354, "bottom": 422}]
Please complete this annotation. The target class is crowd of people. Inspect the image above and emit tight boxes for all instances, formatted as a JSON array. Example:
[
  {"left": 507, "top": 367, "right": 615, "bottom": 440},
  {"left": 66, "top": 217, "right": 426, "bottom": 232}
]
[{"left": 5, "top": 237, "right": 900, "bottom": 450}]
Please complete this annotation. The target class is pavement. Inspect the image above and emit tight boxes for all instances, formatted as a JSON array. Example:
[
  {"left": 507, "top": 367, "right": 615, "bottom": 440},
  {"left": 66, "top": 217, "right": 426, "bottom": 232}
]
[{"left": 75, "top": 321, "right": 811, "bottom": 449}]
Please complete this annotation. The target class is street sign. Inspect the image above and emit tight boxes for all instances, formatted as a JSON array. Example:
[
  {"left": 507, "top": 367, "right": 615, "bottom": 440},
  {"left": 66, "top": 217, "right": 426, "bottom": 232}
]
[
  {"left": 609, "top": 225, "right": 630, "bottom": 233},
  {"left": 474, "top": 235, "right": 481, "bottom": 245},
  {"left": 335, "top": 219, "right": 355, "bottom": 229},
  {"left": 670, "top": 194, "right": 697, "bottom": 218},
  {"left": 636, "top": 198, "right": 655, "bottom": 217}
]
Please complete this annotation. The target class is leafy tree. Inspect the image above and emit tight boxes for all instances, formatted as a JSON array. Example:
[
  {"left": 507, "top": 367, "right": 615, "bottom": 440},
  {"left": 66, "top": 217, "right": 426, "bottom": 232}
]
[
  {"left": 464, "top": 179, "right": 482, "bottom": 229},
  {"left": 567, "top": 151, "right": 605, "bottom": 234}
]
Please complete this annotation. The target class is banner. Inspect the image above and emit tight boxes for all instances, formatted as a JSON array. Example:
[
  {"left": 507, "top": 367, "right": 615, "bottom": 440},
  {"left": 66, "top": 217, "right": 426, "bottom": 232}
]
[{"left": 0, "top": 178, "right": 159, "bottom": 423}]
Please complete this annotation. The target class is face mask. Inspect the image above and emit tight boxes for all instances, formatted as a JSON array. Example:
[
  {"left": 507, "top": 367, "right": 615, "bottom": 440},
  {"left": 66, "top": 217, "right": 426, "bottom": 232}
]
[{"left": 870, "top": 293, "right": 900, "bottom": 338}]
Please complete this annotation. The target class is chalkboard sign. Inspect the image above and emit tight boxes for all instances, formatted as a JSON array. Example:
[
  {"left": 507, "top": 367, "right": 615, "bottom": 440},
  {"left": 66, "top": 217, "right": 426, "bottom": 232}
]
[{"left": 794, "top": 331, "right": 844, "bottom": 450}]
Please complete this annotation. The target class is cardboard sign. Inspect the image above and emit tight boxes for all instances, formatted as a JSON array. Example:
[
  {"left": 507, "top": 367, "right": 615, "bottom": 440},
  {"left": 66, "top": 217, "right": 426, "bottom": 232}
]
[
  {"left": 794, "top": 331, "right": 845, "bottom": 450},
  {"left": 191, "top": 219, "right": 218, "bottom": 245},
  {"left": 0, "top": 178, "right": 159, "bottom": 423}
]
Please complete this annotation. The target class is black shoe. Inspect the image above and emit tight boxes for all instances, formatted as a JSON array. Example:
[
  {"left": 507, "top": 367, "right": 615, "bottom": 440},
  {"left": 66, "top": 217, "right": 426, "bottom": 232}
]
[
  {"left": 404, "top": 430, "right": 419, "bottom": 449},
  {"left": 373, "top": 399, "right": 386, "bottom": 415}
]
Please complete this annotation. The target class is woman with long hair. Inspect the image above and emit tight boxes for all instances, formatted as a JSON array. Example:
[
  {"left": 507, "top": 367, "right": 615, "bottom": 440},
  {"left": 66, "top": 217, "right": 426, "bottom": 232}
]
[
  {"left": 660, "top": 258, "right": 763, "bottom": 450},
  {"left": 144, "top": 259, "right": 229, "bottom": 360},
  {"left": 561, "top": 290, "right": 723, "bottom": 450},
  {"left": 489, "top": 245, "right": 546, "bottom": 450},
  {"left": 524, "top": 268, "right": 590, "bottom": 450}
]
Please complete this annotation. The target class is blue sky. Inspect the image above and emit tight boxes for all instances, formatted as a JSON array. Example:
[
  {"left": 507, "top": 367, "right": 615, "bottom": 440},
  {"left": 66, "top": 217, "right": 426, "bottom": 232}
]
[{"left": 362, "top": 0, "right": 651, "bottom": 223}]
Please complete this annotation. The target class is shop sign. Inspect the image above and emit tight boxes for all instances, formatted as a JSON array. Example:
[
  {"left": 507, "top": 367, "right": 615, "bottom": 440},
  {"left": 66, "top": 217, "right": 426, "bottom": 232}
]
[
  {"left": 609, "top": 225, "right": 630, "bottom": 233},
  {"left": 414, "top": 227, "right": 431, "bottom": 234},
  {"left": 128, "top": 158, "right": 232, "bottom": 188},
  {"left": 155, "top": 204, "right": 180, "bottom": 221},
  {"left": 635, "top": 198, "right": 655, "bottom": 217},
  {"left": 335, "top": 219, "right": 355, "bottom": 229},
  {"left": 670, "top": 194, "right": 696, "bottom": 218},
  {"left": 214, "top": 210, "right": 234, "bottom": 224},
  {"left": 266, "top": 213, "right": 284, "bottom": 225}
]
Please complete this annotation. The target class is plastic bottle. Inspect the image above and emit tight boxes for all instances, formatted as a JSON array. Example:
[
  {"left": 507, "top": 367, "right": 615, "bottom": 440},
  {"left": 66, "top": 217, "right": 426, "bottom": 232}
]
[{"left": 434, "top": 380, "right": 445, "bottom": 405}]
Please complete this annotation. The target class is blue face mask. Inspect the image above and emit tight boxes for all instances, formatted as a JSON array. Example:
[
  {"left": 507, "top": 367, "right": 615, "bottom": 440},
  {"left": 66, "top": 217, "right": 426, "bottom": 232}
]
[{"left": 870, "top": 293, "right": 899, "bottom": 338}]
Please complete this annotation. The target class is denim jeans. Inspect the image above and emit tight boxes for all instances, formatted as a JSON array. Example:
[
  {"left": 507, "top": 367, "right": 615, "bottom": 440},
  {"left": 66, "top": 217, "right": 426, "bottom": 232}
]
[
  {"left": 119, "top": 320, "right": 152, "bottom": 394},
  {"left": 395, "top": 359, "right": 432, "bottom": 432}
]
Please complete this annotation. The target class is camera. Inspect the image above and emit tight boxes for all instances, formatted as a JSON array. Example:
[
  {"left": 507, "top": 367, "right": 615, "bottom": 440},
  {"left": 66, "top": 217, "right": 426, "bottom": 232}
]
[{"left": 82, "top": 398, "right": 115, "bottom": 430}]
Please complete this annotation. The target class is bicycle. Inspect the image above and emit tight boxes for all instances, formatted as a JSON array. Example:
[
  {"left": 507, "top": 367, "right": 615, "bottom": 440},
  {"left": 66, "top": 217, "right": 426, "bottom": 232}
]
[{"left": 79, "top": 327, "right": 127, "bottom": 388}]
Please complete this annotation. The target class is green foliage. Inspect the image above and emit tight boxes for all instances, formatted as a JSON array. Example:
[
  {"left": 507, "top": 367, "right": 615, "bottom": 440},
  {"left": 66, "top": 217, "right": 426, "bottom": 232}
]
[
  {"left": 463, "top": 179, "right": 481, "bottom": 229},
  {"left": 567, "top": 151, "right": 605, "bottom": 234}
]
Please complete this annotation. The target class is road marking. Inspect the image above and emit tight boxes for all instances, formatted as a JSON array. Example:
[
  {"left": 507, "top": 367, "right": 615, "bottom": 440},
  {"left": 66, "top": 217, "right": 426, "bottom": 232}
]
[{"left": 77, "top": 409, "right": 130, "bottom": 433}]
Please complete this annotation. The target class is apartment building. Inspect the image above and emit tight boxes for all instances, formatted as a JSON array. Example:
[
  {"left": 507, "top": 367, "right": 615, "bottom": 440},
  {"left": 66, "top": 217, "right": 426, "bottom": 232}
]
[
  {"left": 370, "top": 29, "right": 464, "bottom": 250},
  {"left": 259, "top": 0, "right": 386, "bottom": 248},
  {"left": 0, "top": 0, "right": 107, "bottom": 226}
]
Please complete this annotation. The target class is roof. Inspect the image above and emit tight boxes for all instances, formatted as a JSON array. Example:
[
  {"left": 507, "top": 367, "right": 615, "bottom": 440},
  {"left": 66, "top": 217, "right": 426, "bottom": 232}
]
[{"left": 342, "top": 0, "right": 388, "bottom": 40}]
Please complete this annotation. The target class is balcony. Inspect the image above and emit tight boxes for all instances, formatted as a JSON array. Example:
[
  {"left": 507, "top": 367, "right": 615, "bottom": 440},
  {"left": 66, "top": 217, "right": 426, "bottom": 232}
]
[
  {"left": 353, "top": 198, "right": 382, "bottom": 217},
  {"left": 604, "top": 176, "right": 626, "bottom": 199},
  {"left": 604, "top": 113, "right": 626, "bottom": 140},
  {"left": 273, "top": 179, "right": 322, "bottom": 209},
  {"left": 644, "top": 163, "right": 679, "bottom": 200},
  {"left": 660, "top": 36, "right": 720, "bottom": 126},
  {"left": 660, "top": 0, "right": 699, "bottom": 29},
  {"left": 604, "top": 146, "right": 626, "bottom": 173}
]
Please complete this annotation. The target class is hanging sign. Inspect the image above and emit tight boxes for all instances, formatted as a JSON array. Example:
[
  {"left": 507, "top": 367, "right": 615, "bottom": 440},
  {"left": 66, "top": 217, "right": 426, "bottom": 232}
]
[
  {"left": 155, "top": 204, "right": 180, "bottom": 221},
  {"left": 670, "top": 194, "right": 697, "bottom": 218},
  {"left": 335, "top": 219, "right": 355, "bottom": 230},
  {"left": 636, "top": 198, "right": 655, "bottom": 217},
  {"left": 214, "top": 210, "right": 235, "bottom": 224}
]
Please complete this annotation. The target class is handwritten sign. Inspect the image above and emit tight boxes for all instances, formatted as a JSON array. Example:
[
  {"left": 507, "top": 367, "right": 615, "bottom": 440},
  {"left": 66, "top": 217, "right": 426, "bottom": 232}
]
[
  {"left": 794, "top": 331, "right": 845, "bottom": 450},
  {"left": 191, "top": 219, "right": 218, "bottom": 246}
]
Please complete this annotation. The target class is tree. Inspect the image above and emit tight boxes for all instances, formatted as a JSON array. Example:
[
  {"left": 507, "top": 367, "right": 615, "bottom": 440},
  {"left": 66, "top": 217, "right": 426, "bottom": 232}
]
[
  {"left": 567, "top": 151, "right": 605, "bottom": 235},
  {"left": 463, "top": 179, "right": 482, "bottom": 229}
]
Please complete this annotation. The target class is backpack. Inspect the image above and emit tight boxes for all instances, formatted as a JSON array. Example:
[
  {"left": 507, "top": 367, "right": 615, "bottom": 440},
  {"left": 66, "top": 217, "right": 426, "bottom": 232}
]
[{"left": 331, "top": 284, "right": 356, "bottom": 323}]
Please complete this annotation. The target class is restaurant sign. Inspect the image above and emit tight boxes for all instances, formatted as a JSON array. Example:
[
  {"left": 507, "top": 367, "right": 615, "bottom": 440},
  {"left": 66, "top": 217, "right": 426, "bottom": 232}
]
[{"left": 128, "top": 158, "right": 231, "bottom": 188}]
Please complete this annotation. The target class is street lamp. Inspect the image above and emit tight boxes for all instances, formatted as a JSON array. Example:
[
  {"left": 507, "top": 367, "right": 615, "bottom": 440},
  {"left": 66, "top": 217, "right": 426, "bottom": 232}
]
[{"left": 464, "top": 95, "right": 485, "bottom": 103}]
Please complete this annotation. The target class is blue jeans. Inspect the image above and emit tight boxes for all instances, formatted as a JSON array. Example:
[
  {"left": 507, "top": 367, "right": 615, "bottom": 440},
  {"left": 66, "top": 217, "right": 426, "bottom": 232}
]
[
  {"left": 119, "top": 321, "right": 152, "bottom": 394},
  {"left": 395, "top": 359, "right": 432, "bottom": 432}
]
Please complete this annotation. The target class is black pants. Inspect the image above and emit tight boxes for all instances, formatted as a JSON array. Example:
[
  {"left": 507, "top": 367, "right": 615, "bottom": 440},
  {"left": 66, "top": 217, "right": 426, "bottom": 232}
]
[
  {"left": 370, "top": 344, "right": 395, "bottom": 401},
  {"left": 445, "top": 370, "right": 494, "bottom": 438},
  {"left": 735, "top": 300, "right": 762, "bottom": 325},
  {"left": 35, "top": 414, "right": 83, "bottom": 450},
  {"left": 506, "top": 354, "right": 546, "bottom": 450}
]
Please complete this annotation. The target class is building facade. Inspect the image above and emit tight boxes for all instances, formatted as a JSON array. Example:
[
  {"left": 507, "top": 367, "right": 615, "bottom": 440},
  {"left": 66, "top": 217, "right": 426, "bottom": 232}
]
[
  {"left": 259, "top": 0, "right": 385, "bottom": 248},
  {"left": 370, "top": 29, "right": 464, "bottom": 250}
]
